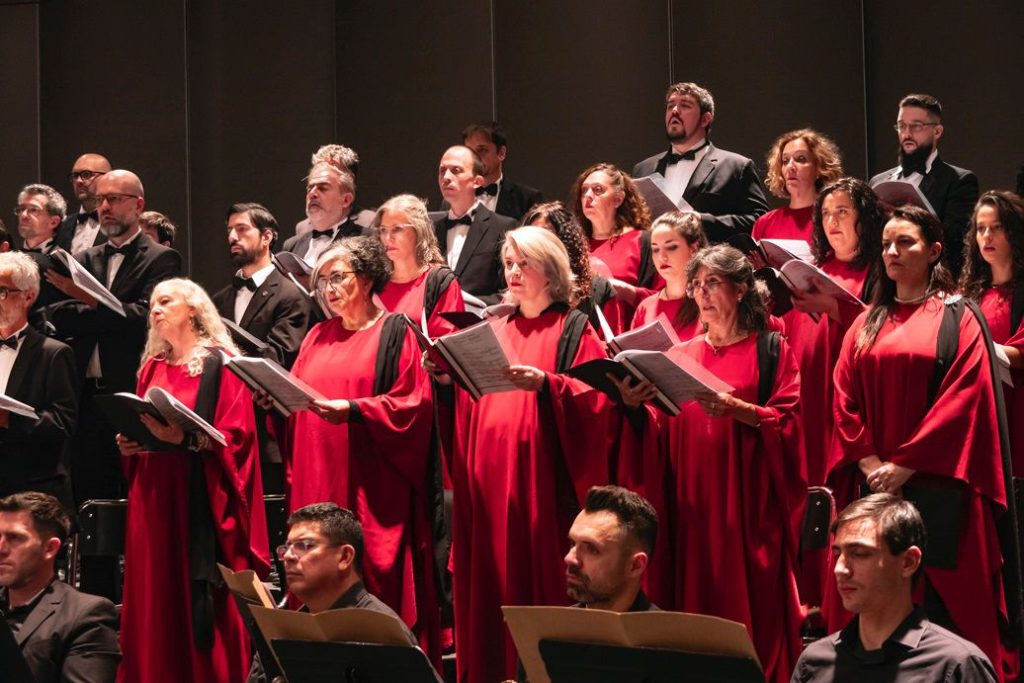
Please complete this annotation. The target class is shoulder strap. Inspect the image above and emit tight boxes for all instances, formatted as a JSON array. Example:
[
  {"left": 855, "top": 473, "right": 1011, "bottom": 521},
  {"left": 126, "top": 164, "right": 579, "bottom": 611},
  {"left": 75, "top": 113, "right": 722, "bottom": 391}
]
[
  {"left": 373, "top": 314, "right": 408, "bottom": 395},
  {"left": 636, "top": 230, "right": 656, "bottom": 289},
  {"left": 928, "top": 299, "right": 966, "bottom": 406},
  {"left": 1010, "top": 283, "right": 1024, "bottom": 335},
  {"left": 423, "top": 266, "right": 458, "bottom": 319},
  {"left": 555, "top": 308, "right": 590, "bottom": 374},
  {"left": 756, "top": 330, "right": 781, "bottom": 406}
]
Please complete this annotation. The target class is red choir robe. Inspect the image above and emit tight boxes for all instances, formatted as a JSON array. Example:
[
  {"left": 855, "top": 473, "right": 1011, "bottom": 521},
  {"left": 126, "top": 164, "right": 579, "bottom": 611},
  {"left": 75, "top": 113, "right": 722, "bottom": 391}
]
[
  {"left": 287, "top": 316, "right": 441, "bottom": 663},
  {"left": 119, "top": 358, "right": 270, "bottom": 683},
  {"left": 450, "top": 306, "right": 618, "bottom": 683},
  {"left": 630, "top": 292, "right": 703, "bottom": 340},
  {"left": 979, "top": 284, "right": 1024, "bottom": 475},
  {"left": 378, "top": 265, "right": 465, "bottom": 338},
  {"left": 589, "top": 230, "right": 657, "bottom": 335},
  {"left": 751, "top": 206, "right": 814, "bottom": 242},
  {"left": 827, "top": 298, "right": 1018, "bottom": 681},
  {"left": 656, "top": 334, "right": 806, "bottom": 683}
]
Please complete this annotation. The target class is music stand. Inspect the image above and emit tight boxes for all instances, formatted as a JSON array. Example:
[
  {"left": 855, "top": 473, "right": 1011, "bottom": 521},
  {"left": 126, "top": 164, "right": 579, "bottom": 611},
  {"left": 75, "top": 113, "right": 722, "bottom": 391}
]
[
  {"left": 539, "top": 639, "right": 764, "bottom": 683},
  {"left": 271, "top": 639, "right": 442, "bottom": 683},
  {"left": 0, "top": 620, "right": 35, "bottom": 683}
]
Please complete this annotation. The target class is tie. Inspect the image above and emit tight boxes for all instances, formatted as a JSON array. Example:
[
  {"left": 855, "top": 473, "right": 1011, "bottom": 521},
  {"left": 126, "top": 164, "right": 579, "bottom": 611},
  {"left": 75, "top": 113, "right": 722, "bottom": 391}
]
[
  {"left": 901, "top": 157, "right": 927, "bottom": 177},
  {"left": 476, "top": 183, "right": 499, "bottom": 197},
  {"left": 23, "top": 247, "right": 43, "bottom": 254},
  {"left": 104, "top": 243, "right": 130, "bottom": 257},
  {"left": 665, "top": 142, "right": 709, "bottom": 165},
  {"left": 233, "top": 276, "right": 257, "bottom": 292},
  {"left": 0, "top": 331, "right": 24, "bottom": 350},
  {"left": 77, "top": 211, "right": 99, "bottom": 224},
  {"left": 311, "top": 228, "right": 336, "bottom": 240},
  {"left": 444, "top": 215, "right": 472, "bottom": 231}
]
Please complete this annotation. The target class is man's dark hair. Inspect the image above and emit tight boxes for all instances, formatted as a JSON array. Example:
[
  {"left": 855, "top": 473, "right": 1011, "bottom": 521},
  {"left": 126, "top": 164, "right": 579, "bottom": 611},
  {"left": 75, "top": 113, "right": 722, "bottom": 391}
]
[
  {"left": 139, "top": 211, "right": 177, "bottom": 247},
  {"left": 899, "top": 93, "right": 943, "bottom": 121},
  {"left": 831, "top": 493, "right": 927, "bottom": 560},
  {"left": 287, "top": 502, "right": 364, "bottom": 571},
  {"left": 227, "top": 202, "right": 279, "bottom": 250},
  {"left": 461, "top": 121, "right": 508, "bottom": 151},
  {"left": 0, "top": 491, "right": 71, "bottom": 546},
  {"left": 583, "top": 485, "right": 658, "bottom": 556}
]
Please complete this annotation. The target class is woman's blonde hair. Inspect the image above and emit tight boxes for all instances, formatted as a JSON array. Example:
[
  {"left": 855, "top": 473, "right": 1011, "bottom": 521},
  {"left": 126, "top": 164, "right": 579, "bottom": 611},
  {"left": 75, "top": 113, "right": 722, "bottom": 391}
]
[
  {"left": 372, "top": 194, "right": 445, "bottom": 267},
  {"left": 141, "top": 278, "right": 238, "bottom": 376},
  {"left": 502, "top": 226, "right": 575, "bottom": 305}
]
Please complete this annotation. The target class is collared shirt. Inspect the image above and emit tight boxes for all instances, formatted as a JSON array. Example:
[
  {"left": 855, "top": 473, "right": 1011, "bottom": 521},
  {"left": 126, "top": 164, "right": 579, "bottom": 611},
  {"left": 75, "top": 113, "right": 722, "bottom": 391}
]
[
  {"left": 1, "top": 580, "right": 54, "bottom": 635},
  {"left": 233, "top": 263, "right": 276, "bottom": 323},
  {"left": 898, "top": 148, "right": 939, "bottom": 187},
  {"left": 792, "top": 607, "right": 996, "bottom": 683},
  {"left": 23, "top": 238, "right": 55, "bottom": 254},
  {"left": 0, "top": 322, "right": 29, "bottom": 395},
  {"left": 478, "top": 173, "right": 503, "bottom": 213},
  {"left": 445, "top": 201, "right": 482, "bottom": 271},
  {"left": 71, "top": 208, "right": 102, "bottom": 256},
  {"left": 663, "top": 138, "right": 710, "bottom": 202},
  {"left": 302, "top": 218, "right": 347, "bottom": 266},
  {"left": 87, "top": 229, "right": 143, "bottom": 379}
]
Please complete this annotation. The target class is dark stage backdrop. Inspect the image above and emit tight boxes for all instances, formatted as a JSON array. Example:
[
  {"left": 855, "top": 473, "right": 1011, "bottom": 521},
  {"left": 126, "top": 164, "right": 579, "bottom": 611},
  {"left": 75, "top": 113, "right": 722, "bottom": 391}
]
[{"left": 1, "top": 0, "right": 1021, "bottom": 292}]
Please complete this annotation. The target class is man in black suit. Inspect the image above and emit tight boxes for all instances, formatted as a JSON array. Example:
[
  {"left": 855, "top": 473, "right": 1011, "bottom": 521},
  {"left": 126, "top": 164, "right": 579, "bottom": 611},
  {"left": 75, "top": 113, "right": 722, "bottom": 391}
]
[
  {"left": 54, "top": 153, "right": 111, "bottom": 255},
  {"left": 0, "top": 492, "right": 119, "bottom": 683},
  {"left": 459, "top": 121, "right": 542, "bottom": 221},
  {"left": 633, "top": 82, "right": 768, "bottom": 242},
  {"left": 281, "top": 162, "right": 366, "bottom": 268},
  {"left": 869, "top": 93, "right": 979, "bottom": 279},
  {"left": 15, "top": 184, "right": 70, "bottom": 329},
  {"left": 0, "top": 254, "right": 78, "bottom": 509},
  {"left": 433, "top": 145, "right": 517, "bottom": 305},
  {"left": 293, "top": 144, "right": 375, "bottom": 238},
  {"left": 213, "top": 203, "right": 311, "bottom": 493}
]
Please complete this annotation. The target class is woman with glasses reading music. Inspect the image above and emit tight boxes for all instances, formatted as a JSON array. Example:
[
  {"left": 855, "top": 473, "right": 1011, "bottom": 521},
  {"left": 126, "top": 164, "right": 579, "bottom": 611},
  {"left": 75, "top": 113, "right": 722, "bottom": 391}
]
[
  {"left": 114, "top": 278, "right": 270, "bottom": 683},
  {"left": 374, "top": 194, "right": 464, "bottom": 338},
  {"left": 284, "top": 236, "right": 441, "bottom": 664}
]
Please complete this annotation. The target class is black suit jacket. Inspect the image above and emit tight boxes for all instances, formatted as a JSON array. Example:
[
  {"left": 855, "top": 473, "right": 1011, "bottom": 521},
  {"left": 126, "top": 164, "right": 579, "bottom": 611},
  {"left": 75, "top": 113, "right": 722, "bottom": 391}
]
[
  {"left": 869, "top": 155, "right": 979, "bottom": 278},
  {"left": 212, "top": 268, "right": 312, "bottom": 370},
  {"left": 10, "top": 580, "right": 120, "bottom": 683},
  {"left": 633, "top": 143, "right": 769, "bottom": 242},
  {"left": 433, "top": 206, "right": 517, "bottom": 304},
  {"left": 280, "top": 216, "right": 367, "bottom": 258},
  {"left": 22, "top": 243, "right": 72, "bottom": 333},
  {"left": 48, "top": 234, "right": 182, "bottom": 392},
  {"left": 442, "top": 178, "right": 543, "bottom": 221},
  {"left": 293, "top": 207, "right": 376, "bottom": 238},
  {"left": 0, "top": 328, "right": 78, "bottom": 507},
  {"left": 54, "top": 213, "right": 106, "bottom": 253}
]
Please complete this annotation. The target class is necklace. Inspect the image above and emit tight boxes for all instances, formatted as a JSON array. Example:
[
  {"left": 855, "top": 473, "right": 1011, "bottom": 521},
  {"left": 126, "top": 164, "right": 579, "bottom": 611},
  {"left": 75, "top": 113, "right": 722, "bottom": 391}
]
[
  {"left": 893, "top": 292, "right": 929, "bottom": 304},
  {"left": 704, "top": 331, "right": 748, "bottom": 355}
]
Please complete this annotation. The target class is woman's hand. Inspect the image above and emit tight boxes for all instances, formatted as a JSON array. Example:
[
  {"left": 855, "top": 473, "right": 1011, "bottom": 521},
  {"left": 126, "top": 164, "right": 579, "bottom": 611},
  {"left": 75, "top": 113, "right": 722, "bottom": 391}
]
[
  {"left": 252, "top": 389, "right": 279, "bottom": 412},
  {"left": 865, "top": 461, "right": 915, "bottom": 495},
  {"left": 421, "top": 350, "right": 453, "bottom": 386},
  {"left": 309, "top": 399, "right": 351, "bottom": 425},
  {"left": 504, "top": 365, "right": 545, "bottom": 392},
  {"left": 609, "top": 278, "right": 638, "bottom": 305},
  {"left": 608, "top": 375, "right": 657, "bottom": 408},
  {"left": 791, "top": 287, "right": 840, "bottom": 321},
  {"left": 115, "top": 433, "right": 144, "bottom": 456},
  {"left": 139, "top": 413, "right": 185, "bottom": 445},
  {"left": 696, "top": 391, "right": 760, "bottom": 426}
]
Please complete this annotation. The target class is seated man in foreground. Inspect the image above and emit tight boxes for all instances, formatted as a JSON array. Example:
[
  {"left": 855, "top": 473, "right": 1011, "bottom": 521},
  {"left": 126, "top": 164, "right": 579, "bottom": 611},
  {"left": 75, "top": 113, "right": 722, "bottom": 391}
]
[
  {"left": 792, "top": 493, "right": 996, "bottom": 682},
  {"left": 0, "top": 491, "right": 120, "bottom": 683}
]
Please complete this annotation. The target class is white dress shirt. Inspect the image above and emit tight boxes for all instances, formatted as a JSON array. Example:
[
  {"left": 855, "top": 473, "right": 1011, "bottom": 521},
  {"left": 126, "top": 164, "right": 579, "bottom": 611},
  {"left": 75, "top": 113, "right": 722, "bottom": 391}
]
[
  {"left": 445, "top": 201, "right": 482, "bottom": 271},
  {"left": 233, "top": 263, "right": 275, "bottom": 323},
  {"left": 0, "top": 323, "right": 29, "bottom": 395},
  {"left": 477, "top": 174, "right": 502, "bottom": 213},
  {"left": 663, "top": 139, "right": 710, "bottom": 203},
  {"left": 71, "top": 208, "right": 102, "bottom": 256},
  {"left": 303, "top": 219, "right": 346, "bottom": 266},
  {"left": 86, "top": 230, "right": 143, "bottom": 379}
]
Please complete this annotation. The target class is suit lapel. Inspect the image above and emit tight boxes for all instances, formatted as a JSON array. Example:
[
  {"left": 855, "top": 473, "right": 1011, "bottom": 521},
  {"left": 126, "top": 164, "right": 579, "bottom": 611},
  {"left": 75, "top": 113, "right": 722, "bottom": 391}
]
[
  {"left": 240, "top": 275, "right": 278, "bottom": 327},
  {"left": 14, "top": 584, "right": 61, "bottom": 645},
  {"left": 5, "top": 328, "right": 41, "bottom": 401},
  {"left": 455, "top": 210, "right": 491, "bottom": 276},
  {"left": 109, "top": 238, "right": 147, "bottom": 295},
  {"left": 683, "top": 145, "right": 718, "bottom": 202}
]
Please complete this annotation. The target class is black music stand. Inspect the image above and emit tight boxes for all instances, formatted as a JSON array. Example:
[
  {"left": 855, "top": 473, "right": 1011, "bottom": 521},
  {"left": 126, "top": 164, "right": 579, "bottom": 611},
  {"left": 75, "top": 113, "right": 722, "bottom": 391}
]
[
  {"left": 0, "top": 620, "right": 35, "bottom": 683},
  {"left": 539, "top": 639, "right": 764, "bottom": 683},
  {"left": 271, "top": 639, "right": 442, "bottom": 683}
]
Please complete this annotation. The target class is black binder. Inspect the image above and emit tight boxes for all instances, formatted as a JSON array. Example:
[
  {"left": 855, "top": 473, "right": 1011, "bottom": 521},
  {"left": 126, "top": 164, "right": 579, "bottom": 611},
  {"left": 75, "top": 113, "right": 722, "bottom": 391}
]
[{"left": 270, "top": 639, "right": 441, "bottom": 683}]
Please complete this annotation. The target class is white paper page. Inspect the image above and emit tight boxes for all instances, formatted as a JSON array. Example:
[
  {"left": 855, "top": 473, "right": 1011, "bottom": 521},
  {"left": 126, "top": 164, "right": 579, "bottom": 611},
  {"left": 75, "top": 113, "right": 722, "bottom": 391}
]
[
  {"left": 52, "top": 248, "right": 126, "bottom": 316},
  {"left": 779, "top": 260, "right": 863, "bottom": 305},
  {"left": 759, "top": 239, "right": 813, "bottom": 268},
  {"left": 617, "top": 350, "right": 733, "bottom": 406},
  {"left": 0, "top": 392, "right": 39, "bottom": 420},
  {"left": 227, "top": 356, "right": 327, "bottom": 412},
  {"left": 438, "top": 321, "right": 517, "bottom": 395},
  {"left": 611, "top": 314, "right": 681, "bottom": 353},
  {"left": 146, "top": 386, "right": 227, "bottom": 446}
]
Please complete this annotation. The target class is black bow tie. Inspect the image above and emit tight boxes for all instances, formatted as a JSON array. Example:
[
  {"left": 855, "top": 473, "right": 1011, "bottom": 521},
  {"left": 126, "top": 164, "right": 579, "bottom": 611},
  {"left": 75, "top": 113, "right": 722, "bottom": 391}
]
[
  {"left": 311, "top": 227, "right": 337, "bottom": 240},
  {"left": 665, "top": 143, "right": 708, "bottom": 165},
  {"left": 104, "top": 243, "right": 131, "bottom": 257},
  {"left": 233, "top": 276, "right": 257, "bottom": 292},
  {"left": 901, "top": 158, "right": 928, "bottom": 177},
  {"left": 77, "top": 211, "right": 99, "bottom": 224},
  {"left": 23, "top": 247, "right": 43, "bottom": 254},
  {"left": 444, "top": 215, "right": 473, "bottom": 231},
  {"left": 476, "top": 183, "right": 499, "bottom": 197},
  {"left": 0, "top": 331, "right": 25, "bottom": 350}
]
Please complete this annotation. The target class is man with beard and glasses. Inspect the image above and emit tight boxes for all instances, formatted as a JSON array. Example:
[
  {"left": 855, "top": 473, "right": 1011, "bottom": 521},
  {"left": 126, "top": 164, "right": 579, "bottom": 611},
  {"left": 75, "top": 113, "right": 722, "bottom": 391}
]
[
  {"left": 281, "top": 162, "right": 366, "bottom": 268},
  {"left": 870, "top": 93, "right": 978, "bottom": 279},
  {"left": 213, "top": 202, "right": 311, "bottom": 494},
  {"left": 55, "top": 153, "right": 112, "bottom": 255},
  {"left": 633, "top": 82, "right": 768, "bottom": 242},
  {"left": 293, "top": 144, "right": 376, "bottom": 239}
]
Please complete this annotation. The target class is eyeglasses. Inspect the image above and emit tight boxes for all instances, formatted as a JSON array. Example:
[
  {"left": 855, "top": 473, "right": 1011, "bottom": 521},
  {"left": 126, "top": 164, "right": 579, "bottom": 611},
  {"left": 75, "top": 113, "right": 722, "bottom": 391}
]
[
  {"left": 13, "top": 205, "right": 45, "bottom": 217},
  {"left": 275, "top": 539, "right": 336, "bottom": 560},
  {"left": 95, "top": 194, "right": 140, "bottom": 205},
  {"left": 893, "top": 122, "right": 938, "bottom": 134},
  {"left": 0, "top": 287, "right": 24, "bottom": 300},
  {"left": 314, "top": 272, "right": 356, "bottom": 291},
  {"left": 686, "top": 277, "right": 727, "bottom": 298},
  {"left": 69, "top": 170, "right": 107, "bottom": 182},
  {"left": 377, "top": 224, "right": 413, "bottom": 239}
]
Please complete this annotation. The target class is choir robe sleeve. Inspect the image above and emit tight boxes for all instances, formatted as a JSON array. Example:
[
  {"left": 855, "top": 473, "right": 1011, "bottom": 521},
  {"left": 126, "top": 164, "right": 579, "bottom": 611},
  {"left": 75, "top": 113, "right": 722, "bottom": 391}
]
[
  {"left": 348, "top": 328, "right": 433, "bottom": 489},
  {"left": 427, "top": 277, "right": 466, "bottom": 339},
  {"left": 831, "top": 314, "right": 881, "bottom": 464}
]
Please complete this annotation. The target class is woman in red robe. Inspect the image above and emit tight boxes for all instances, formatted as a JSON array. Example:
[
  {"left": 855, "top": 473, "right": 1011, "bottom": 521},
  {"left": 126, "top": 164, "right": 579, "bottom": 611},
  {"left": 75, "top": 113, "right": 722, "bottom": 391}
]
[
  {"left": 115, "top": 278, "right": 270, "bottom": 683},
  {"left": 630, "top": 210, "right": 707, "bottom": 340},
  {"left": 375, "top": 193, "right": 465, "bottom": 338},
  {"left": 959, "top": 190, "right": 1024, "bottom": 474},
  {"left": 426, "top": 226, "right": 619, "bottom": 683},
  {"left": 286, "top": 236, "right": 441, "bottom": 663},
  {"left": 571, "top": 163, "right": 657, "bottom": 334},
  {"left": 827, "top": 206, "right": 1019, "bottom": 680}
]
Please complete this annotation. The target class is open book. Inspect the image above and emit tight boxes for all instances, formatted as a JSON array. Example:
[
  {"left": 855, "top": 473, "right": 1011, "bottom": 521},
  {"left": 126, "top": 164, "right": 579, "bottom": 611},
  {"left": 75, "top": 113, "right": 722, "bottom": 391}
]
[
  {"left": 271, "top": 252, "right": 314, "bottom": 299},
  {"left": 51, "top": 248, "right": 126, "bottom": 316},
  {"left": 0, "top": 393, "right": 39, "bottom": 420},
  {"left": 221, "top": 317, "right": 270, "bottom": 355},
  {"left": 94, "top": 386, "right": 226, "bottom": 451},
  {"left": 633, "top": 173, "right": 695, "bottom": 217},
  {"left": 568, "top": 348, "right": 733, "bottom": 416},
  {"left": 403, "top": 314, "right": 517, "bottom": 400},
  {"left": 248, "top": 605, "right": 416, "bottom": 649},
  {"left": 605, "top": 314, "right": 681, "bottom": 355},
  {"left": 438, "top": 303, "right": 516, "bottom": 330},
  {"left": 503, "top": 606, "right": 761, "bottom": 683},
  {"left": 222, "top": 353, "right": 325, "bottom": 416},
  {"left": 218, "top": 563, "right": 276, "bottom": 609},
  {"left": 873, "top": 180, "right": 938, "bottom": 217},
  {"left": 726, "top": 235, "right": 812, "bottom": 269}
]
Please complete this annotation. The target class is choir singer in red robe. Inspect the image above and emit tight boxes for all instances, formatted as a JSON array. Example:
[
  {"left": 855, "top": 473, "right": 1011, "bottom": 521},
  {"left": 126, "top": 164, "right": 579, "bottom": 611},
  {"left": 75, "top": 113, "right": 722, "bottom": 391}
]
[
  {"left": 115, "top": 278, "right": 270, "bottom": 683},
  {"left": 425, "top": 226, "right": 618, "bottom": 683},
  {"left": 828, "top": 205, "right": 1019, "bottom": 681},
  {"left": 285, "top": 236, "right": 441, "bottom": 663},
  {"left": 374, "top": 193, "right": 464, "bottom": 338}
]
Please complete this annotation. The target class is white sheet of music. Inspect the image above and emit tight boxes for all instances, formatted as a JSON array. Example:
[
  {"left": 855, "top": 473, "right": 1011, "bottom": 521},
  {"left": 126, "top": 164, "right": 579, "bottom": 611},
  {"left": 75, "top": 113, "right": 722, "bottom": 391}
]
[
  {"left": 634, "top": 174, "right": 695, "bottom": 217},
  {"left": 0, "top": 392, "right": 39, "bottom": 420},
  {"left": 616, "top": 349, "right": 733, "bottom": 407},
  {"left": 52, "top": 248, "right": 126, "bottom": 317},
  {"left": 778, "top": 260, "right": 863, "bottom": 305},
  {"left": 224, "top": 355, "right": 327, "bottom": 414},
  {"left": 438, "top": 321, "right": 517, "bottom": 395},
  {"left": 146, "top": 386, "right": 227, "bottom": 446},
  {"left": 610, "top": 314, "right": 682, "bottom": 353}
]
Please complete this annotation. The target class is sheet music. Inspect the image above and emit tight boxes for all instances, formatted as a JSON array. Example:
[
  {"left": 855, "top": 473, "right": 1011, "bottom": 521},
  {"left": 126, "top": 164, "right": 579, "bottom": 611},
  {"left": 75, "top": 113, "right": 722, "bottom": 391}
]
[
  {"left": 225, "top": 355, "right": 327, "bottom": 414},
  {"left": 617, "top": 349, "right": 733, "bottom": 406},
  {"left": 461, "top": 290, "right": 487, "bottom": 315},
  {"left": 873, "top": 180, "right": 938, "bottom": 217},
  {"left": 221, "top": 317, "right": 269, "bottom": 353},
  {"left": 146, "top": 386, "right": 228, "bottom": 446},
  {"left": 437, "top": 321, "right": 517, "bottom": 396},
  {"left": 610, "top": 314, "right": 681, "bottom": 353},
  {"left": 634, "top": 174, "right": 695, "bottom": 217},
  {"left": 0, "top": 393, "right": 39, "bottom": 420},
  {"left": 779, "top": 260, "right": 863, "bottom": 305},
  {"left": 52, "top": 248, "right": 126, "bottom": 316},
  {"left": 272, "top": 251, "right": 313, "bottom": 276},
  {"left": 758, "top": 239, "right": 813, "bottom": 268}
]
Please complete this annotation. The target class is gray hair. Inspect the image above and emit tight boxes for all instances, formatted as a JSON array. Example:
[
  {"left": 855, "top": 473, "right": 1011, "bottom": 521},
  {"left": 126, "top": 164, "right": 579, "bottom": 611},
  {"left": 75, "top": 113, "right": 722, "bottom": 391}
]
[
  {"left": 0, "top": 252, "right": 41, "bottom": 298},
  {"left": 311, "top": 144, "right": 360, "bottom": 178},
  {"left": 19, "top": 183, "right": 67, "bottom": 219}
]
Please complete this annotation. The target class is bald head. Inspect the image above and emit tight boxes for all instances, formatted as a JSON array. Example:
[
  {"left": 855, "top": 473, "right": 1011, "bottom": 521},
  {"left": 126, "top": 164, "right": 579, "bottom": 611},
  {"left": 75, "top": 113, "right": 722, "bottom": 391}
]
[
  {"left": 95, "top": 170, "right": 145, "bottom": 243},
  {"left": 70, "top": 153, "right": 112, "bottom": 208}
]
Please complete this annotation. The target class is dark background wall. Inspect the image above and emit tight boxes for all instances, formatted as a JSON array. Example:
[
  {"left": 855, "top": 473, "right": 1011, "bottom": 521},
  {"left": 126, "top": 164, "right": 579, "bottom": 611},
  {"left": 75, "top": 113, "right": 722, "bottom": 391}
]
[{"left": 2, "top": 0, "right": 1021, "bottom": 292}]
